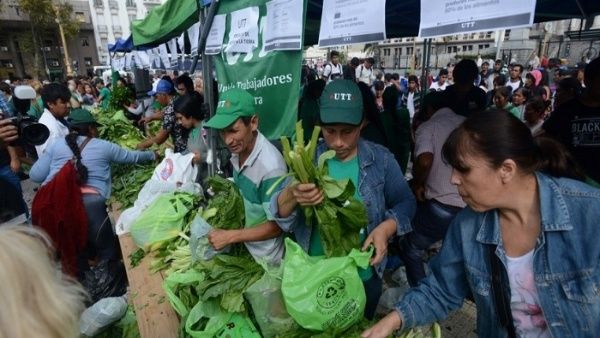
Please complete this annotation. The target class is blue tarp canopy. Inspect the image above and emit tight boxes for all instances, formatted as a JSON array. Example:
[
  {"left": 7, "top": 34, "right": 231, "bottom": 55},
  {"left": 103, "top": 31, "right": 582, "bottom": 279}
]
[{"left": 108, "top": 36, "right": 134, "bottom": 53}]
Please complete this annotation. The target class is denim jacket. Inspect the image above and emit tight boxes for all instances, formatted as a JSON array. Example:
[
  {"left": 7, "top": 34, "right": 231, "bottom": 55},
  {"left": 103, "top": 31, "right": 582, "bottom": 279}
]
[
  {"left": 270, "top": 139, "right": 416, "bottom": 277},
  {"left": 396, "top": 173, "right": 600, "bottom": 337}
]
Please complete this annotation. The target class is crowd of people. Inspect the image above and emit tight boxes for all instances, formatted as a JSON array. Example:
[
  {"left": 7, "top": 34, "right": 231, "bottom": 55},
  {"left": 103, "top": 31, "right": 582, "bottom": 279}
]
[{"left": 0, "top": 51, "right": 598, "bottom": 338}]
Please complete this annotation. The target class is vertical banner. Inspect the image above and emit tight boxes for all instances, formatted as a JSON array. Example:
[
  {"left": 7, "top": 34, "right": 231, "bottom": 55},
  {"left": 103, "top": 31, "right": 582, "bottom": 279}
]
[
  {"left": 168, "top": 38, "right": 179, "bottom": 68},
  {"left": 188, "top": 22, "right": 201, "bottom": 56},
  {"left": 213, "top": 0, "right": 306, "bottom": 139},
  {"left": 158, "top": 44, "right": 171, "bottom": 69},
  {"left": 419, "top": 0, "right": 536, "bottom": 38}
]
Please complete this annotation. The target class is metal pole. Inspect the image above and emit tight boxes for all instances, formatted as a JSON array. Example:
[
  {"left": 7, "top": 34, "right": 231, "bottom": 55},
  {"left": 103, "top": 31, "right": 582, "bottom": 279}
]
[{"left": 199, "top": 5, "right": 218, "bottom": 176}]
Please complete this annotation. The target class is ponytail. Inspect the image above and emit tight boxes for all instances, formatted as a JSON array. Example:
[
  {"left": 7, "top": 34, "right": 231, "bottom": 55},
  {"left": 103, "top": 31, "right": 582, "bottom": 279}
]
[
  {"left": 65, "top": 132, "right": 88, "bottom": 184},
  {"left": 534, "top": 136, "right": 586, "bottom": 181}
]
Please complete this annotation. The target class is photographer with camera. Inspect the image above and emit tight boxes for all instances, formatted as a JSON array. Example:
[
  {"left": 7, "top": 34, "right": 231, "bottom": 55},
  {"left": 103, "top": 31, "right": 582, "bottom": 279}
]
[{"left": 36, "top": 83, "right": 71, "bottom": 156}]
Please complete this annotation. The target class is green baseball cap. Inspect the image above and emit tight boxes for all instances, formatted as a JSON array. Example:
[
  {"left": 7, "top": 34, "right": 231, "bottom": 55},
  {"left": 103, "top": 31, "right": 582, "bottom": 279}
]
[
  {"left": 204, "top": 88, "right": 255, "bottom": 129},
  {"left": 68, "top": 108, "right": 100, "bottom": 126},
  {"left": 319, "top": 80, "right": 363, "bottom": 125}
]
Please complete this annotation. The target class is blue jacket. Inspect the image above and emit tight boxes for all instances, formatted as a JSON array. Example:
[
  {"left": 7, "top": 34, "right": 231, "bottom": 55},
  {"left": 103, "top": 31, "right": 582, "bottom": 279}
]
[
  {"left": 396, "top": 173, "right": 600, "bottom": 337},
  {"left": 270, "top": 139, "right": 416, "bottom": 277},
  {"left": 30, "top": 136, "right": 155, "bottom": 199}
]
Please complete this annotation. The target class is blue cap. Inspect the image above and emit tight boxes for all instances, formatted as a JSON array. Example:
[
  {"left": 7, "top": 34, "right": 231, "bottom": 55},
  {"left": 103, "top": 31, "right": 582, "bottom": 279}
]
[{"left": 147, "top": 79, "right": 173, "bottom": 96}]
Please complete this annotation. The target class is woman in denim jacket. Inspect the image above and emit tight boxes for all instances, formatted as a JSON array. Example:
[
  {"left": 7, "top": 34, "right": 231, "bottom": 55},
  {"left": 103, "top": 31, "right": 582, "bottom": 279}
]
[
  {"left": 363, "top": 111, "right": 600, "bottom": 338},
  {"left": 271, "top": 80, "right": 416, "bottom": 319}
]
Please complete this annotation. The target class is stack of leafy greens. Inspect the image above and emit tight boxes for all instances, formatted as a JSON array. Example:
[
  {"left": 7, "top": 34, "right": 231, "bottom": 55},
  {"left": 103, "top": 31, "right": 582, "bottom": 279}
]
[
  {"left": 110, "top": 163, "right": 155, "bottom": 208},
  {"left": 273, "top": 121, "right": 369, "bottom": 257}
]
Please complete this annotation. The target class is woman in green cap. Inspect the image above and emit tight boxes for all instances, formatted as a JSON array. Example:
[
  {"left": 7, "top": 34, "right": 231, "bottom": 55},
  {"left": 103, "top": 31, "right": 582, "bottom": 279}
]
[{"left": 30, "top": 108, "right": 157, "bottom": 277}]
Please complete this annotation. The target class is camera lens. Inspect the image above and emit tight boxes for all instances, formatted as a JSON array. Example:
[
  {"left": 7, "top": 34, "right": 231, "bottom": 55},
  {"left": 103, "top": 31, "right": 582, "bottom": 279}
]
[{"left": 20, "top": 122, "right": 50, "bottom": 146}]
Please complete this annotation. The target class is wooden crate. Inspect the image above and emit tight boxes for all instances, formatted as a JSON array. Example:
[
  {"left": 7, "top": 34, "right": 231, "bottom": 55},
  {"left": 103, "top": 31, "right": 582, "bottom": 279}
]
[{"left": 113, "top": 207, "right": 180, "bottom": 338}]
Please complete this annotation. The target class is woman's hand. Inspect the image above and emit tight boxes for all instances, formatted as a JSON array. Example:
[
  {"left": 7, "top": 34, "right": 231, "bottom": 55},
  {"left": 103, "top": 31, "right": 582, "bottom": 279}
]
[
  {"left": 361, "top": 311, "right": 403, "bottom": 338},
  {"left": 362, "top": 219, "right": 396, "bottom": 266}
]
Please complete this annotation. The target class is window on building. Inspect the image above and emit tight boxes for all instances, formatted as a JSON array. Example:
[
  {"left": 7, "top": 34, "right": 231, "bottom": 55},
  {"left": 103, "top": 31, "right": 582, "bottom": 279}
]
[
  {"left": 93, "top": 0, "right": 103, "bottom": 7},
  {"left": 462, "top": 45, "right": 467, "bottom": 52},
  {"left": 470, "top": 33, "right": 475, "bottom": 39},
  {"left": 463, "top": 34, "right": 468, "bottom": 40},
  {"left": 504, "top": 29, "right": 511, "bottom": 39},
  {"left": 468, "top": 45, "right": 473, "bottom": 51},
  {"left": 479, "top": 32, "right": 485, "bottom": 39},
  {"left": 452, "top": 46, "right": 458, "bottom": 53},
  {"left": 0, "top": 60, "right": 14, "bottom": 68},
  {"left": 128, "top": 14, "right": 136, "bottom": 22},
  {"left": 407, "top": 47, "right": 413, "bottom": 55},
  {"left": 398, "top": 48, "right": 402, "bottom": 55},
  {"left": 82, "top": 39, "right": 89, "bottom": 47},
  {"left": 75, "top": 11, "right": 85, "bottom": 22},
  {"left": 447, "top": 46, "right": 452, "bottom": 53},
  {"left": 485, "top": 44, "right": 490, "bottom": 48},
  {"left": 485, "top": 31, "right": 492, "bottom": 38},
  {"left": 479, "top": 44, "right": 484, "bottom": 50},
  {"left": 126, "top": 0, "right": 135, "bottom": 7},
  {"left": 84, "top": 57, "right": 93, "bottom": 67}
]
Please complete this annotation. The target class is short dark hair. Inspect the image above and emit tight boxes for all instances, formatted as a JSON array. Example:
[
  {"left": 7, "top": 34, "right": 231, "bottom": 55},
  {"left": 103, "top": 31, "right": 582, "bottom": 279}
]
[
  {"left": 173, "top": 92, "right": 205, "bottom": 120},
  {"left": 494, "top": 86, "right": 511, "bottom": 99},
  {"left": 453, "top": 59, "right": 479, "bottom": 85},
  {"left": 494, "top": 74, "right": 507, "bottom": 86},
  {"left": 391, "top": 73, "right": 400, "bottom": 81},
  {"left": 512, "top": 64, "right": 523, "bottom": 73},
  {"left": 330, "top": 50, "right": 339, "bottom": 58},
  {"left": 373, "top": 81, "right": 385, "bottom": 91},
  {"left": 0, "top": 82, "right": 11, "bottom": 95},
  {"left": 384, "top": 73, "right": 393, "bottom": 82},
  {"left": 439, "top": 69, "right": 449, "bottom": 77},
  {"left": 408, "top": 75, "right": 419, "bottom": 84},
  {"left": 350, "top": 57, "right": 360, "bottom": 67},
  {"left": 175, "top": 74, "right": 194, "bottom": 93},
  {"left": 367, "top": 57, "right": 375, "bottom": 65},
  {"left": 41, "top": 83, "right": 71, "bottom": 109}
]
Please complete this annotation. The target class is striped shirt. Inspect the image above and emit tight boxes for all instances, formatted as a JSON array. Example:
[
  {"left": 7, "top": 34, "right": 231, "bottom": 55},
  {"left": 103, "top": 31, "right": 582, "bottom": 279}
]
[
  {"left": 231, "top": 131, "right": 287, "bottom": 263},
  {"left": 414, "top": 108, "right": 466, "bottom": 208}
]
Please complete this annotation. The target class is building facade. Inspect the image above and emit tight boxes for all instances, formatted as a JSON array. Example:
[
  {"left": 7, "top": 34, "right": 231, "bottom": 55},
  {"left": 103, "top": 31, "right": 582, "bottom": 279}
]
[
  {"left": 0, "top": 0, "right": 99, "bottom": 80},
  {"left": 88, "top": 0, "right": 165, "bottom": 66}
]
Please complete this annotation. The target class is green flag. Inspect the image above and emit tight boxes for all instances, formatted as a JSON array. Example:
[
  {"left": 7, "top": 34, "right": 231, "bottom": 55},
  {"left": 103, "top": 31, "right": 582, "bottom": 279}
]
[{"left": 213, "top": 0, "right": 305, "bottom": 140}]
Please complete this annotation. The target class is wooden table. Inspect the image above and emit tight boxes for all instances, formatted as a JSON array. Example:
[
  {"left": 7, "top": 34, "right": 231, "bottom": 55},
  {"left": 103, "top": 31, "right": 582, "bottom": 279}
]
[{"left": 113, "top": 207, "right": 180, "bottom": 338}]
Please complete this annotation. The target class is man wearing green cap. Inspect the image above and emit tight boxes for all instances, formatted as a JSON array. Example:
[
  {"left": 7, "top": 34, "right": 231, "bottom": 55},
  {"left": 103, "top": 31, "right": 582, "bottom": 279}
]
[
  {"left": 270, "top": 80, "right": 416, "bottom": 319},
  {"left": 204, "top": 88, "right": 287, "bottom": 264}
]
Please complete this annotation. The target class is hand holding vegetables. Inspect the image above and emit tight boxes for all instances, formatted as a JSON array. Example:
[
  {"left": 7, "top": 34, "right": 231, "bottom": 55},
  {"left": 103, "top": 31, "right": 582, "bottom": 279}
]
[
  {"left": 208, "top": 229, "right": 236, "bottom": 250},
  {"left": 361, "top": 311, "right": 402, "bottom": 338}
]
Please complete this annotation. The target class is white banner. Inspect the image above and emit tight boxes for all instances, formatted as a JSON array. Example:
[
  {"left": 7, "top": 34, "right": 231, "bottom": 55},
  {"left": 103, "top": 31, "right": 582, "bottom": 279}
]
[
  {"left": 188, "top": 22, "right": 201, "bottom": 55},
  {"left": 159, "top": 44, "right": 171, "bottom": 69},
  {"left": 224, "top": 6, "right": 259, "bottom": 54},
  {"left": 264, "top": 0, "right": 304, "bottom": 51},
  {"left": 205, "top": 14, "right": 226, "bottom": 55},
  {"left": 168, "top": 38, "right": 179, "bottom": 67},
  {"left": 318, "top": 0, "right": 386, "bottom": 47},
  {"left": 125, "top": 53, "right": 133, "bottom": 71},
  {"left": 419, "top": 0, "right": 536, "bottom": 38}
]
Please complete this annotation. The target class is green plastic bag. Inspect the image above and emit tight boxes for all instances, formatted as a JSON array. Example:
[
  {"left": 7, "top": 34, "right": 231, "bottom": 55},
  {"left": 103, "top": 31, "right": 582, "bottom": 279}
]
[
  {"left": 130, "top": 192, "right": 195, "bottom": 249},
  {"left": 281, "top": 238, "right": 372, "bottom": 332},
  {"left": 245, "top": 264, "right": 301, "bottom": 338}
]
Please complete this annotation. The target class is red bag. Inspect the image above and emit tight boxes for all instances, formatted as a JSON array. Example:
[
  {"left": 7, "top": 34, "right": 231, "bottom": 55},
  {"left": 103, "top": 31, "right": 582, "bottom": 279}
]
[{"left": 32, "top": 161, "right": 88, "bottom": 276}]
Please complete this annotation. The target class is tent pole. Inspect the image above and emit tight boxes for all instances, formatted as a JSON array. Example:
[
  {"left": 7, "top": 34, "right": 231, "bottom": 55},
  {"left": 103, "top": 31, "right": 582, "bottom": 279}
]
[
  {"left": 198, "top": 1, "right": 222, "bottom": 177},
  {"left": 420, "top": 38, "right": 429, "bottom": 99}
]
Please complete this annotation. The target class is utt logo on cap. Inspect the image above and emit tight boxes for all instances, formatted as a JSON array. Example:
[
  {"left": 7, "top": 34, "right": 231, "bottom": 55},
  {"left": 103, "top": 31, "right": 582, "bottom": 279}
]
[
  {"left": 217, "top": 100, "right": 231, "bottom": 108},
  {"left": 333, "top": 93, "right": 353, "bottom": 101}
]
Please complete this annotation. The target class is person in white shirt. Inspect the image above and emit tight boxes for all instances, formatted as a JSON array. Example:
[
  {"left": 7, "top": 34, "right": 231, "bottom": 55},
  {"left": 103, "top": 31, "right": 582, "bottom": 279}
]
[
  {"left": 356, "top": 57, "right": 376, "bottom": 86},
  {"left": 429, "top": 69, "right": 448, "bottom": 92},
  {"left": 507, "top": 64, "right": 524, "bottom": 93},
  {"left": 321, "top": 50, "right": 343, "bottom": 83},
  {"left": 36, "top": 83, "right": 71, "bottom": 156}
]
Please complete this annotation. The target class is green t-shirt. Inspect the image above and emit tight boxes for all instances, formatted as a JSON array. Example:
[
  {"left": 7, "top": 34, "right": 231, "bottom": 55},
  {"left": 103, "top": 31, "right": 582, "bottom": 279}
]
[
  {"left": 308, "top": 155, "right": 373, "bottom": 281},
  {"left": 27, "top": 98, "right": 44, "bottom": 119},
  {"left": 100, "top": 87, "right": 111, "bottom": 110}
]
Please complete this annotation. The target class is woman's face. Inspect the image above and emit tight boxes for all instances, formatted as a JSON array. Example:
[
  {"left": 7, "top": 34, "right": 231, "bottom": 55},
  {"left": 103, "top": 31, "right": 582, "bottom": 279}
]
[
  {"left": 175, "top": 112, "right": 195, "bottom": 129},
  {"left": 512, "top": 90, "right": 526, "bottom": 106},
  {"left": 525, "top": 76, "right": 534, "bottom": 88},
  {"left": 493, "top": 92, "right": 508, "bottom": 108},
  {"left": 84, "top": 85, "right": 93, "bottom": 94},
  {"left": 450, "top": 153, "right": 503, "bottom": 212}
]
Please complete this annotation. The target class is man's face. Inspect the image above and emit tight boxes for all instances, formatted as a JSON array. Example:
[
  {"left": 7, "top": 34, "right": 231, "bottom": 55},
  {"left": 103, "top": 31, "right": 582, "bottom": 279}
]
[
  {"left": 155, "top": 92, "right": 171, "bottom": 106},
  {"left": 494, "top": 62, "right": 501, "bottom": 71},
  {"left": 509, "top": 67, "right": 521, "bottom": 80},
  {"left": 365, "top": 61, "right": 372, "bottom": 69},
  {"left": 331, "top": 56, "right": 339, "bottom": 65},
  {"left": 482, "top": 63, "right": 489, "bottom": 72},
  {"left": 321, "top": 123, "right": 362, "bottom": 161},
  {"left": 439, "top": 74, "right": 448, "bottom": 84},
  {"left": 47, "top": 98, "right": 70, "bottom": 117},
  {"left": 220, "top": 117, "right": 258, "bottom": 155},
  {"left": 408, "top": 80, "right": 417, "bottom": 91}
]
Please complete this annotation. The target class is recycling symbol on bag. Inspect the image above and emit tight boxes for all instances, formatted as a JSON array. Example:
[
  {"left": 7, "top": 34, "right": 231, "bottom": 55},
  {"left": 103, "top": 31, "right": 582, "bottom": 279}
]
[{"left": 316, "top": 277, "right": 346, "bottom": 310}]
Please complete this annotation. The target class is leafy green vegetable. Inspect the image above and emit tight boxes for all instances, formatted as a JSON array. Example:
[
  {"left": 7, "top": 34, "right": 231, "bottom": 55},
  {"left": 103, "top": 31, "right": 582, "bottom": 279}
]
[
  {"left": 129, "top": 248, "right": 146, "bottom": 268},
  {"left": 203, "top": 175, "right": 246, "bottom": 230},
  {"left": 276, "top": 121, "right": 369, "bottom": 257},
  {"left": 110, "top": 163, "right": 155, "bottom": 208}
]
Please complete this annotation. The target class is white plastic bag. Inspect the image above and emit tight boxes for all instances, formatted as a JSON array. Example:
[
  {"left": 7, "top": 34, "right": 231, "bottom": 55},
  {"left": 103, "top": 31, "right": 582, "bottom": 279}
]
[
  {"left": 152, "top": 148, "right": 198, "bottom": 183},
  {"left": 79, "top": 296, "right": 128, "bottom": 337}
]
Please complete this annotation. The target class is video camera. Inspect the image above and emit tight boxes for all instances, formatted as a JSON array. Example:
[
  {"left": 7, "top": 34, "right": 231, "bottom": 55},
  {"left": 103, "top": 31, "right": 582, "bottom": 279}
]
[{"left": 4, "top": 86, "right": 50, "bottom": 146}]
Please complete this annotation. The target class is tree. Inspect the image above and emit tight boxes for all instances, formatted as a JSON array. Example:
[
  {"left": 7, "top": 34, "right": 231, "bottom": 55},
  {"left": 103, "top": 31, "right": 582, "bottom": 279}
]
[{"left": 17, "top": 0, "right": 80, "bottom": 79}]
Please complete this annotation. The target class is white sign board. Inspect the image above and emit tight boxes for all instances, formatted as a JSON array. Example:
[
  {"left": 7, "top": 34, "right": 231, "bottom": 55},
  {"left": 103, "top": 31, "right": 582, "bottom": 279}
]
[
  {"left": 318, "top": 0, "right": 386, "bottom": 47},
  {"left": 264, "top": 0, "right": 304, "bottom": 51},
  {"left": 225, "top": 7, "right": 260, "bottom": 54},
  {"left": 419, "top": 0, "right": 536, "bottom": 38},
  {"left": 205, "top": 15, "right": 226, "bottom": 55}
]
